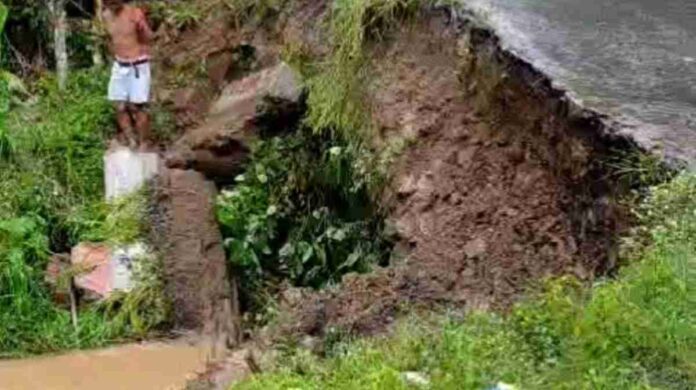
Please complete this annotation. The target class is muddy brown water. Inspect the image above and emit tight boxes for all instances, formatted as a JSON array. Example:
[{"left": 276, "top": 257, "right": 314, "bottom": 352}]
[{"left": 0, "top": 342, "right": 209, "bottom": 390}]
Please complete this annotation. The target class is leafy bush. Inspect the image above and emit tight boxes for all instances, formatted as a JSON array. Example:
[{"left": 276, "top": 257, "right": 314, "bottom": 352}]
[
  {"left": 1, "top": 69, "right": 112, "bottom": 246},
  {"left": 0, "top": 216, "right": 121, "bottom": 357},
  {"left": 236, "top": 172, "right": 696, "bottom": 389},
  {"left": 217, "top": 128, "right": 391, "bottom": 315}
]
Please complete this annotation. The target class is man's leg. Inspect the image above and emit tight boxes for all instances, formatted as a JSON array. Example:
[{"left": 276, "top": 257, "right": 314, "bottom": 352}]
[
  {"left": 115, "top": 102, "right": 136, "bottom": 148},
  {"left": 130, "top": 62, "right": 153, "bottom": 151},
  {"left": 109, "top": 62, "right": 136, "bottom": 148},
  {"left": 131, "top": 103, "right": 152, "bottom": 151}
]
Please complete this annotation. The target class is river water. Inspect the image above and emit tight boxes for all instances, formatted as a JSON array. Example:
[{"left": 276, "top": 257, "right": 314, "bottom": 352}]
[
  {"left": 0, "top": 342, "right": 208, "bottom": 390},
  {"left": 464, "top": 0, "right": 696, "bottom": 165}
]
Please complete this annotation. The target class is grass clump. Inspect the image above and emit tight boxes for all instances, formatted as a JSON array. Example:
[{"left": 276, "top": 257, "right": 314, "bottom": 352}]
[
  {"left": 305, "top": 0, "right": 421, "bottom": 136},
  {"left": 236, "top": 172, "right": 696, "bottom": 389}
]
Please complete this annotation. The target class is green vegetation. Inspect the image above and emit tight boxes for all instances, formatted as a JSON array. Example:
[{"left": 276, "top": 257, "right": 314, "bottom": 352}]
[
  {"left": 304, "top": 0, "right": 420, "bottom": 135},
  {"left": 225, "top": 0, "right": 288, "bottom": 26},
  {"left": 147, "top": 0, "right": 205, "bottom": 31},
  {"left": 217, "top": 127, "right": 391, "bottom": 318},
  {"left": 237, "top": 172, "right": 696, "bottom": 389},
  {"left": 216, "top": 0, "right": 425, "bottom": 320},
  {"left": 1, "top": 70, "right": 111, "bottom": 244},
  {"left": 0, "top": 67, "right": 166, "bottom": 356}
]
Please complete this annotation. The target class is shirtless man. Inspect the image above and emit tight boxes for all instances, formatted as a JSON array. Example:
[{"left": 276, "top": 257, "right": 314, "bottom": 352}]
[{"left": 103, "top": 0, "right": 153, "bottom": 150}]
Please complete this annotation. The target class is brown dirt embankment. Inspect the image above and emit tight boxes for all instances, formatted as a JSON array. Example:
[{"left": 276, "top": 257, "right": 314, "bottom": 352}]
[
  {"left": 145, "top": 0, "right": 633, "bottom": 344},
  {"left": 273, "top": 8, "right": 630, "bottom": 339}
]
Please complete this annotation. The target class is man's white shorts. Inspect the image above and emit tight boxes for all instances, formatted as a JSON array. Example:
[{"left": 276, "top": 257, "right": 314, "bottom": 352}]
[{"left": 108, "top": 61, "right": 151, "bottom": 104}]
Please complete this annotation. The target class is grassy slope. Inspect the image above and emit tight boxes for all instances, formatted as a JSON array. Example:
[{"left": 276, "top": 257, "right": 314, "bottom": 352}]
[
  {"left": 0, "top": 70, "right": 168, "bottom": 357},
  {"left": 236, "top": 173, "right": 696, "bottom": 389},
  {"left": 0, "top": 70, "right": 119, "bottom": 357}
]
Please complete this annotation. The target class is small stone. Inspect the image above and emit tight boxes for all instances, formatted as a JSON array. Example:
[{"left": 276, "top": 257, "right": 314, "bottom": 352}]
[
  {"left": 207, "top": 51, "right": 235, "bottom": 87},
  {"left": 416, "top": 174, "right": 435, "bottom": 197},
  {"left": 489, "top": 382, "right": 518, "bottom": 390},
  {"left": 299, "top": 335, "right": 321, "bottom": 353},
  {"left": 44, "top": 253, "right": 71, "bottom": 305},
  {"left": 266, "top": 62, "right": 302, "bottom": 102},
  {"left": 460, "top": 266, "right": 476, "bottom": 279},
  {"left": 281, "top": 287, "right": 305, "bottom": 306},
  {"left": 397, "top": 175, "right": 418, "bottom": 197},
  {"left": 401, "top": 371, "right": 430, "bottom": 387},
  {"left": 463, "top": 238, "right": 487, "bottom": 259},
  {"left": 457, "top": 148, "right": 476, "bottom": 167}
]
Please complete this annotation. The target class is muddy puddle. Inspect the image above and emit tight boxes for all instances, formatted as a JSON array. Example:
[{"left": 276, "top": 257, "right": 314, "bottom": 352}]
[{"left": 0, "top": 342, "right": 209, "bottom": 390}]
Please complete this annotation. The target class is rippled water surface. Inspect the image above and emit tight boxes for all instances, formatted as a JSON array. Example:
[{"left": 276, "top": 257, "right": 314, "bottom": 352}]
[{"left": 465, "top": 0, "right": 696, "bottom": 163}]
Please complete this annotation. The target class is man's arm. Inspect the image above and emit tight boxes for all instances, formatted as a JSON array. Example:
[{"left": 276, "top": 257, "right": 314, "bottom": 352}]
[
  {"left": 101, "top": 10, "right": 115, "bottom": 55},
  {"left": 135, "top": 8, "right": 153, "bottom": 44}
]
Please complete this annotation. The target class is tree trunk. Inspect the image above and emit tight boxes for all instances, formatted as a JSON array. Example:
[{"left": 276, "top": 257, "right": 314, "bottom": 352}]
[
  {"left": 92, "top": 0, "right": 104, "bottom": 67},
  {"left": 49, "top": 0, "right": 68, "bottom": 90}
]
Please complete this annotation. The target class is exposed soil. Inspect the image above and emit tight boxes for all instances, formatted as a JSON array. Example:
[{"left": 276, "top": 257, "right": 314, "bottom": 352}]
[
  {"left": 142, "top": 0, "right": 628, "bottom": 357},
  {"left": 274, "top": 14, "right": 623, "bottom": 338}
]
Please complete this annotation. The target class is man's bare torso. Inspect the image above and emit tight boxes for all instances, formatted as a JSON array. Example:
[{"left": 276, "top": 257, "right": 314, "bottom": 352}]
[{"left": 103, "top": 5, "right": 151, "bottom": 61}]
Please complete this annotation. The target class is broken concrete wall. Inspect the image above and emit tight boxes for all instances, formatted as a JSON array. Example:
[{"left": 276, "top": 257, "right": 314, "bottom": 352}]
[
  {"left": 153, "top": 168, "right": 241, "bottom": 354},
  {"left": 105, "top": 146, "right": 160, "bottom": 200}
]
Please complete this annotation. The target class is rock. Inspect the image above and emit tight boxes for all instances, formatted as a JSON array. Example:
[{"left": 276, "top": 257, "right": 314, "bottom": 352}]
[
  {"left": 280, "top": 287, "right": 305, "bottom": 307},
  {"left": 164, "top": 145, "right": 249, "bottom": 184},
  {"left": 488, "top": 382, "right": 518, "bottom": 390},
  {"left": 247, "top": 347, "right": 280, "bottom": 373},
  {"left": 401, "top": 371, "right": 430, "bottom": 387},
  {"left": 397, "top": 175, "right": 418, "bottom": 197},
  {"left": 70, "top": 243, "right": 148, "bottom": 300},
  {"left": 178, "top": 62, "right": 302, "bottom": 152},
  {"left": 209, "top": 62, "right": 301, "bottom": 122},
  {"left": 184, "top": 348, "right": 254, "bottom": 390},
  {"left": 190, "top": 149, "right": 247, "bottom": 183},
  {"left": 71, "top": 243, "right": 112, "bottom": 299},
  {"left": 172, "top": 86, "right": 211, "bottom": 128},
  {"left": 207, "top": 51, "right": 235, "bottom": 88},
  {"left": 463, "top": 237, "right": 487, "bottom": 259},
  {"left": 170, "top": 62, "right": 301, "bottom": 182},
  {"left": 45, "top": 254, "right": 71, "bottom": 305},
  {"left": 172, "top": 87, "right": 205, "bottom": 111},
  {"left": 299, "top": 335, "right": 321, "bottom": 353},
  {"left": 104, "top": 146, "right": 160, "bottom": 200},
  {"left": 457, "top": 147, "right": 476, "bottom": 168}
]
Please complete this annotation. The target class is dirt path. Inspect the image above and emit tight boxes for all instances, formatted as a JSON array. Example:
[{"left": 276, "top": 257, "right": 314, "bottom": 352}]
[{"left": 0, "top": 342, "right": 208, "bottom": 390}]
